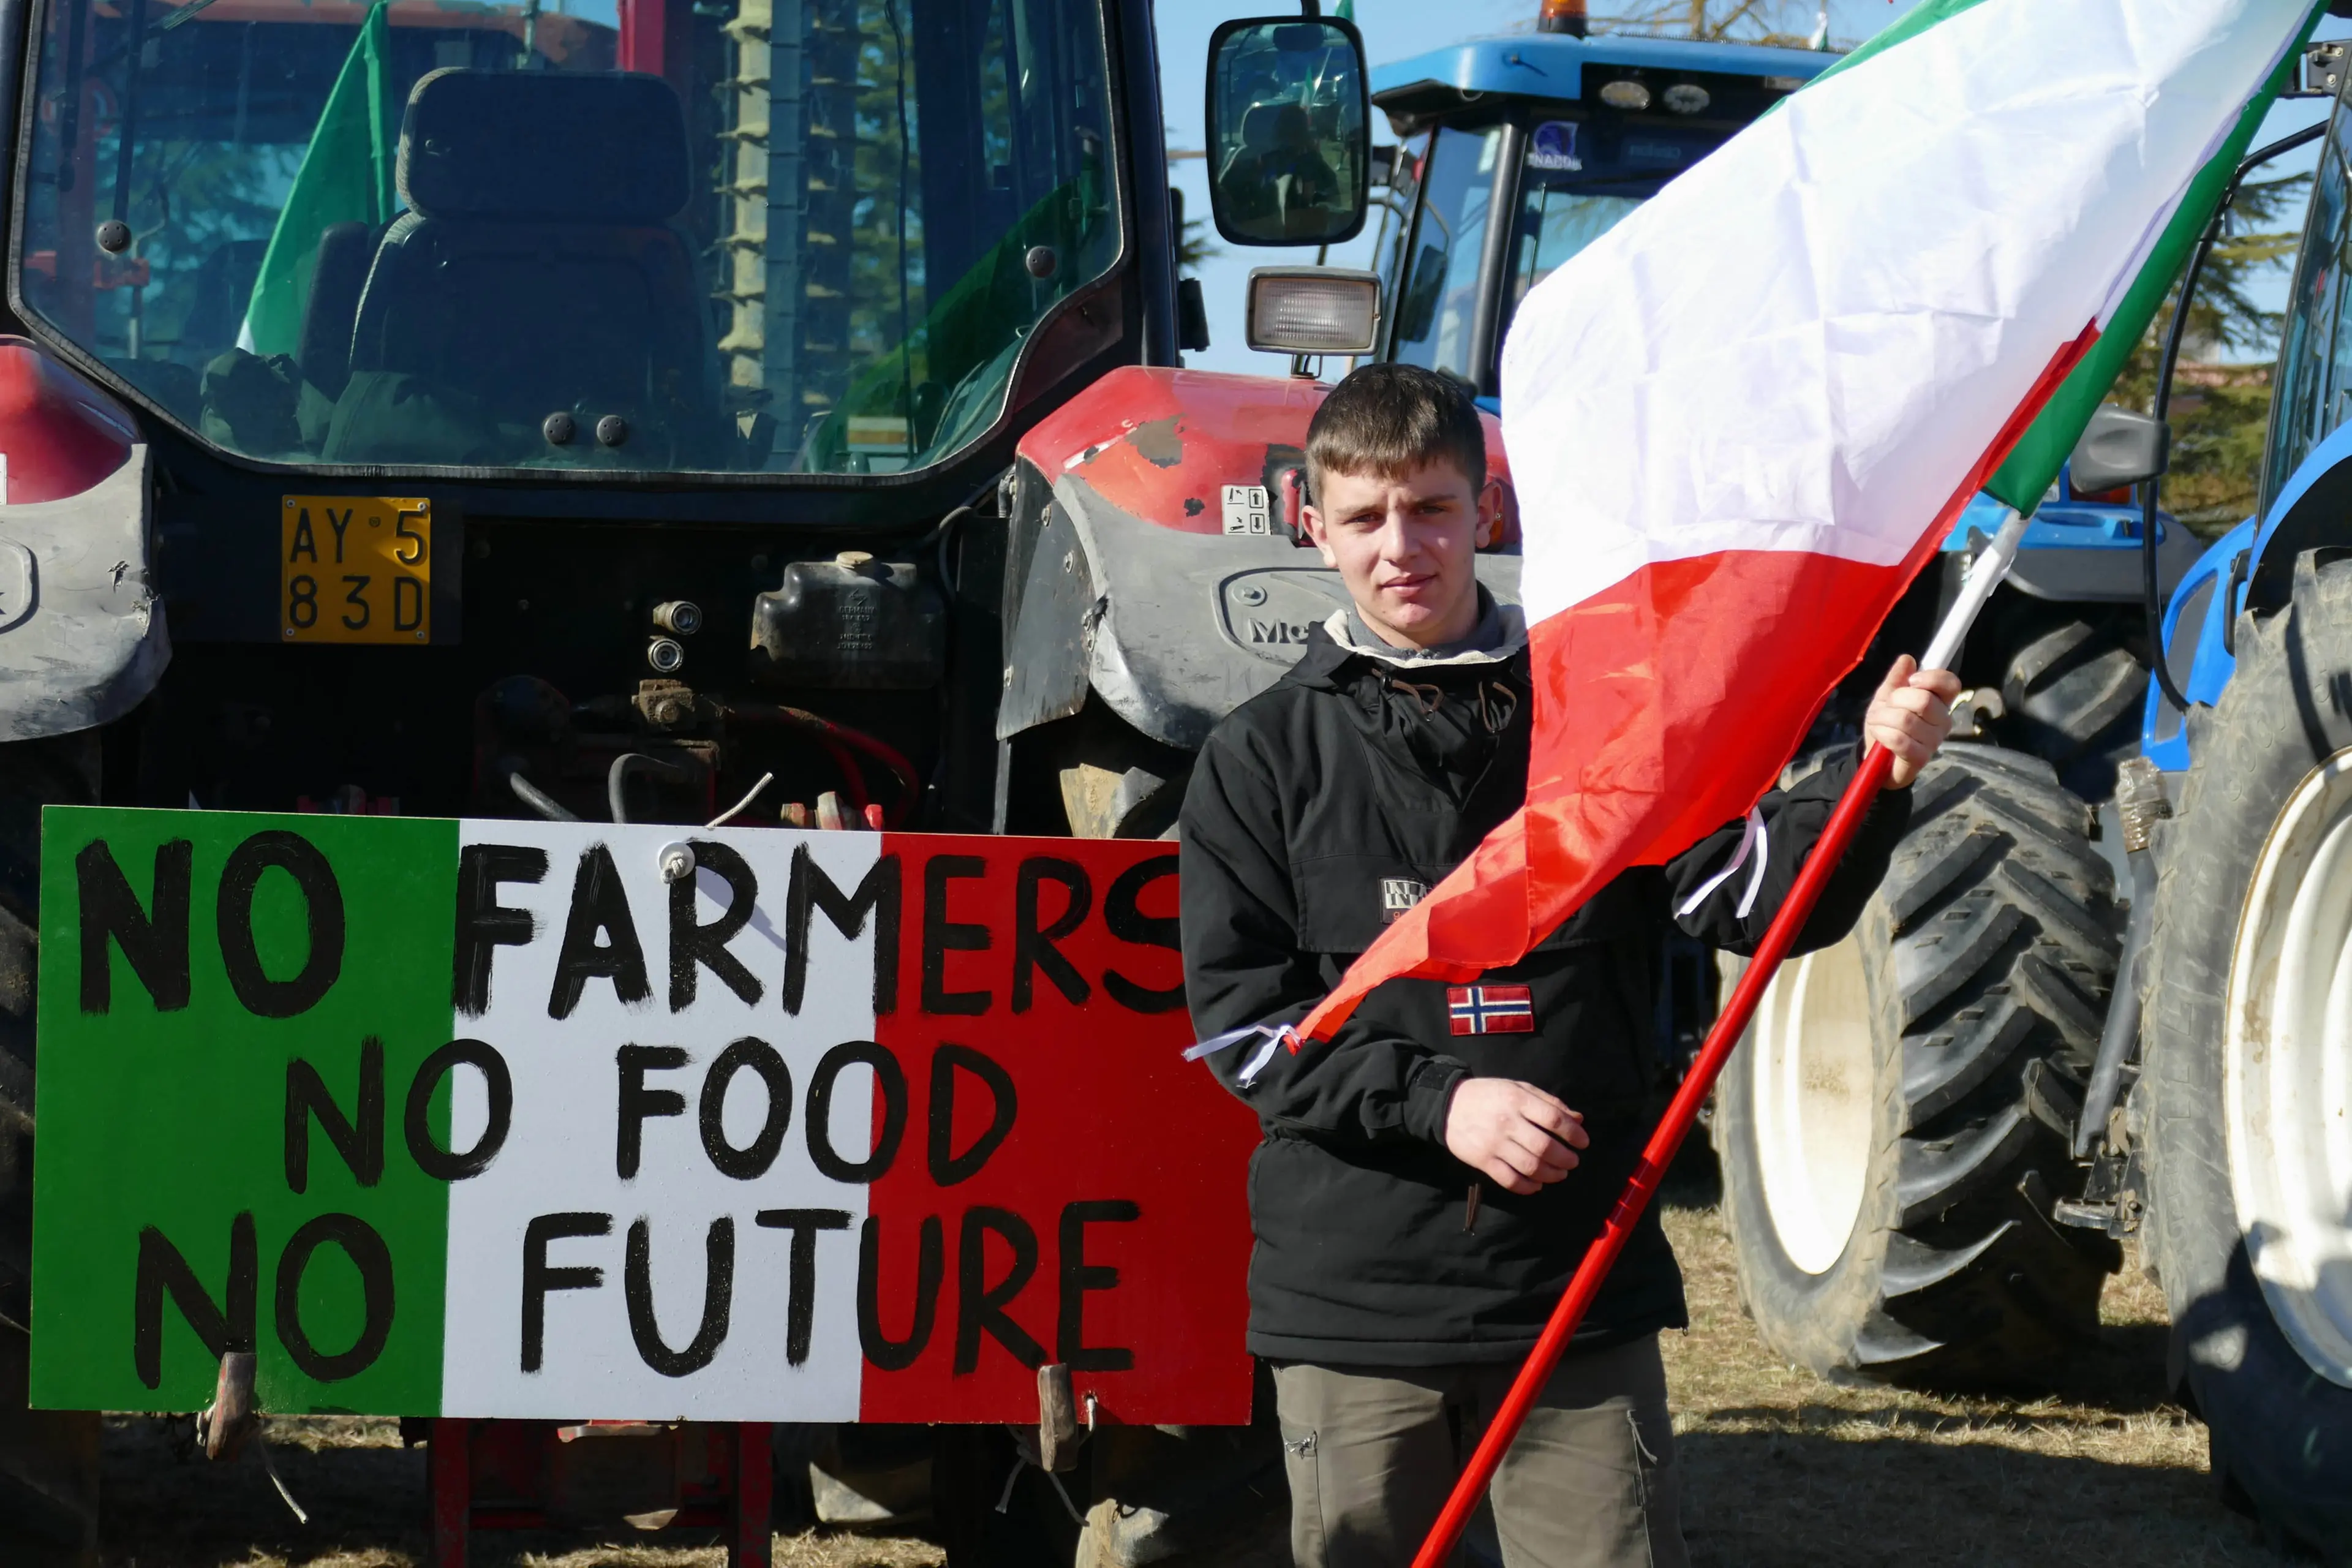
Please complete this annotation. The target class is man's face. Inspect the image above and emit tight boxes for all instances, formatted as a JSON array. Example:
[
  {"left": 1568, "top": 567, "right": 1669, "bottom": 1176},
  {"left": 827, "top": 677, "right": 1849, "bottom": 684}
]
[{"left": 1302, "top": 458, "right": 1497, "bottom": 649}]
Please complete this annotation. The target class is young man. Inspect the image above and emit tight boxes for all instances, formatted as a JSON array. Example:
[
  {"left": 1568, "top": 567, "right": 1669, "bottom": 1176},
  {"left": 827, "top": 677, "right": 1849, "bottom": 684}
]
[{"left": 1179, "top": 363, "right": 1959, "bottom": 1568}]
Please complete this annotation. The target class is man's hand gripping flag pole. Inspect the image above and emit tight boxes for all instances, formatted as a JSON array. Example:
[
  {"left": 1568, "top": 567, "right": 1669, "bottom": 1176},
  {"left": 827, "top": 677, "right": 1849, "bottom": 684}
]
[{"left": 1408, "top": 510, "right": 2031, "bottom": 1568}]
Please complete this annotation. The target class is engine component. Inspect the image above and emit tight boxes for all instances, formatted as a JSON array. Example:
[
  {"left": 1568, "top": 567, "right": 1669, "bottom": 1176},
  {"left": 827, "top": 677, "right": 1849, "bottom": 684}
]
[
  {"left": 722, "top": 700, "right": 922, "bottom": 825},
  {"left": 647, "top": 636, "right": 685, "bottom": 674},
  {"left": 652, "top": 600, "right": 702, "bottom": 635},
  {"left": 748, "top": 552, "right": 944, "bottom": 690}
]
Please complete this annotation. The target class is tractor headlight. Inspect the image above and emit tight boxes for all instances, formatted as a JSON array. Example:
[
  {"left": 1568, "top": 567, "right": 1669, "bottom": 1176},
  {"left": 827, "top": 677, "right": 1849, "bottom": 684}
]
[
  {"left": 1662, "top": 83, "right": 1710, "bottom": 115},
  {"left": 1246, "top": 268, "right": 1382, "bottom": 356},
  {"left": 1597, "top": 78, "right": 1651, "bottom": 111}
]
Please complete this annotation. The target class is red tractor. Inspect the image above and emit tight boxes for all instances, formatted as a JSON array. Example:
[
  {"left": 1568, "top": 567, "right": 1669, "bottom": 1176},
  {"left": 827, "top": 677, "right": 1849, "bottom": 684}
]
[{"left": 0, "top": 0, "right": 1522, "bottom": 1562}]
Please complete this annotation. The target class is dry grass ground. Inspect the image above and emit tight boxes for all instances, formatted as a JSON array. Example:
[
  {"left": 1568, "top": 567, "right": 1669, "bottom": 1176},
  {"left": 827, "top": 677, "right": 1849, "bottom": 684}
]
[
  {"left": 1658, "top": 1199, "right": 2280, "bottom": 1567},
  {"left": 94, "top": 1193, "right": 2290, "bottom": 1568}
]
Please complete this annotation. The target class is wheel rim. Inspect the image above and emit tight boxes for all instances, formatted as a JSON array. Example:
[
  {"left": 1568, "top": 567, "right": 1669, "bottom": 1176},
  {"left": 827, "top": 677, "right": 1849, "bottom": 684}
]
[
  {"left": 2228, "top": 749, "right": 2352, "bottom": 1388},
  {"left": 1748, "top": 934, "right": 1874, "bottom": 1275}
]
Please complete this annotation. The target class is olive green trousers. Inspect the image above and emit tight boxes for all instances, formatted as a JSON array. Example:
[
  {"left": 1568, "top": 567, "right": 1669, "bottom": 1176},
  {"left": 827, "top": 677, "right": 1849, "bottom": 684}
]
[{"left": 1270, "top": 1335, "right": 1686, "bottom": 1568}]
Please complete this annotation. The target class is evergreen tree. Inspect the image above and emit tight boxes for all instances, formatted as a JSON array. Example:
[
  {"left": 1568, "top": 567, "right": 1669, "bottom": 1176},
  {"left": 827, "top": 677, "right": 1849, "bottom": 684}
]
[{"left": 2112, "top": 172, "right": 2308, "bottom": 532}]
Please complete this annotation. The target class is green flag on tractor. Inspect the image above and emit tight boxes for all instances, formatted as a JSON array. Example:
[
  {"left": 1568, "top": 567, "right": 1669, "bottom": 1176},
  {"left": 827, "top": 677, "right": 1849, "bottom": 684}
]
[{"left": 237, "top": 0, "right": 398, "bottom": 360}]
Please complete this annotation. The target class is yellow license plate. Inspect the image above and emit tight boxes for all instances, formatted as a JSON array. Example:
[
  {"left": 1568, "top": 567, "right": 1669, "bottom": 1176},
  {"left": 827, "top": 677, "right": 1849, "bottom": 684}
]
[{"left": 281, "top": 496, "right": 431, "bottom": 644}]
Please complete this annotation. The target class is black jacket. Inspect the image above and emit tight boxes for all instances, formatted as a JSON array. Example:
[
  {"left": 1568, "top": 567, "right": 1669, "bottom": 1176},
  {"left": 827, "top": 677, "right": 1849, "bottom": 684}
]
[{"left": 1178, "top": 619, "right": 1909, "bottom": 1366}]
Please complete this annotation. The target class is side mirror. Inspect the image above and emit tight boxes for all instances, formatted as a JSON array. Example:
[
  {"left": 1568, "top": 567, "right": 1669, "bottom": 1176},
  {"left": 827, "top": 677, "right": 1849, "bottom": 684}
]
[
  {"left": 2068, "top": 404, "right": 2171, "bottom": 495},
  {"left": 1205, "top": 16, "right": 1371, "bottom": 247}
]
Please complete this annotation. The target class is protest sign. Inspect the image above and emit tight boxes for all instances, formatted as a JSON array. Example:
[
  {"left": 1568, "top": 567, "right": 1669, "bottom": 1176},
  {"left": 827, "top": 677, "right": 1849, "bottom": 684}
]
[{"left": 29, "top": 809, "right": 1254, "bottom": 1425}]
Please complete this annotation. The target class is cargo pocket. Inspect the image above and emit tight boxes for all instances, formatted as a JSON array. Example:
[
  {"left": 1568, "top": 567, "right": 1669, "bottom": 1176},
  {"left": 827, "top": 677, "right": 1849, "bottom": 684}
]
[{"left": 1278, "top": 1417, "right": 1325, "bottom": 1567}]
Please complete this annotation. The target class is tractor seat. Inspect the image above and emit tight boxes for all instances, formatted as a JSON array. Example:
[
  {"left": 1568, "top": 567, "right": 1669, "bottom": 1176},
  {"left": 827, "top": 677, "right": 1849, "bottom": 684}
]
[{"left": 329, "top": 69, "right": 717, "bottom": 466}]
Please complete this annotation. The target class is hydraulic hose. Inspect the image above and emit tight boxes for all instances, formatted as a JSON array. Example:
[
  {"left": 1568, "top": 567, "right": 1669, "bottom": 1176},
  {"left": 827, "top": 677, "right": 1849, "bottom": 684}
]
[
  {"left": 608, "top": 752, "right": 692, "bottom": 826},
  {"left": 505, "top": 769, "right": 578, "bottom": 822}
]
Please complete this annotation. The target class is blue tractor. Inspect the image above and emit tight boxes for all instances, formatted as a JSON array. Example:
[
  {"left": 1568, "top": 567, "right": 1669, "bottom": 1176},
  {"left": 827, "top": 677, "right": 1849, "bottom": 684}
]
[{"left": 2102, "top": 46, "right": 2352, "bottom": 1554}]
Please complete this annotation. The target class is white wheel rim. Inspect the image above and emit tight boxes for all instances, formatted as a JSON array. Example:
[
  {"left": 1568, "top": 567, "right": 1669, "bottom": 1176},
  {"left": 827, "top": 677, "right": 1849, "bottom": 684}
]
[
  {"left": 1748, "top": 935, "right": 1874, "bottom": 1275},
  {"left": 2227, "top": 749, "right": 2352, "bottom": 1387}
]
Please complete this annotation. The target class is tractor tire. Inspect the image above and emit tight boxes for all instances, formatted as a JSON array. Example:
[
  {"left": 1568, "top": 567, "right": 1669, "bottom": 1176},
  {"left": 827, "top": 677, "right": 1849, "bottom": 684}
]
[
  {"left": 2141, "top": 549, "right": 2352, "bottom": 1558},
  {"left": 0, "top": 733, "right": 102, "bottom": 1566},
  {"left": 1715, "top": 744, "right": 2120, "bottom": 1383},
  {"left": 1999, "top": 613, "right": 2148, "bottom": 802}
]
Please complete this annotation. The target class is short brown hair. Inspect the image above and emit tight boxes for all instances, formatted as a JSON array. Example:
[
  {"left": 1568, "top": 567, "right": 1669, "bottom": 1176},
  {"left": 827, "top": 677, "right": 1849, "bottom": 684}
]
[{"left": 1304, "top": 362, "right": 1486, "bottom": 503}]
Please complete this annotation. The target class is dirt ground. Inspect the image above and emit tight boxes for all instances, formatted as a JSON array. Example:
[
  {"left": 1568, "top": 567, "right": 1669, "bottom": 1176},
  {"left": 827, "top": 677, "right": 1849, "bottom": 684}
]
[{"left": 95, "top": 1193, "right": 2290, "bottom": 1568}]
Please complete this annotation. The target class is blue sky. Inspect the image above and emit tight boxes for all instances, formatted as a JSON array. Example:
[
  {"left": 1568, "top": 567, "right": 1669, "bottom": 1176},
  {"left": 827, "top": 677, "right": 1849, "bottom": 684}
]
[{"left": 1157, "top": 0, "right": 2348, "bottom": 377}]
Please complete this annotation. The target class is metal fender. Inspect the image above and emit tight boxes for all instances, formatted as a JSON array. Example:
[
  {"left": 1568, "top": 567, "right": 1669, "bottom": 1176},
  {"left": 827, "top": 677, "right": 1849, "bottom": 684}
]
[
  {"left": 0, "top": 339, "right": 168, "bottom": 741},
  {"left": 2139, "top": 517, "right": 2255, "bottom": 774},
  {"left": 2141, "top": 424, "right": 2352, "bottom": 771},
  {"left": 1002, "top": 366, "right": 1520, "bottom": 752}
]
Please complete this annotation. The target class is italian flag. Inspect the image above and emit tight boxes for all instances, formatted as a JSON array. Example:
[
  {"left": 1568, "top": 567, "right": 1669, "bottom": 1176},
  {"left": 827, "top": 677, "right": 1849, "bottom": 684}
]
[
  {"left": 32, "top": 810, "right": 1251, "bottom": 1423},
  {"left": 1302, "top": 0, "right": 2328, "bottom": 1037}
]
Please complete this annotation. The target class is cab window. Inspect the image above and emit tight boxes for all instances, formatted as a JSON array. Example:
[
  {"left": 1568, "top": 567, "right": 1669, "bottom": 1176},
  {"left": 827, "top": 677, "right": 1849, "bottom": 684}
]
[
  {"left": 1367, "top": 132, "right": 1428, "bottom": 361},
  {"left": 2266, "top": 102, "right": 2352, "bottom": 510},
  {"left": 1389, "top": 124, "right": 1502, "bottom": 379}
]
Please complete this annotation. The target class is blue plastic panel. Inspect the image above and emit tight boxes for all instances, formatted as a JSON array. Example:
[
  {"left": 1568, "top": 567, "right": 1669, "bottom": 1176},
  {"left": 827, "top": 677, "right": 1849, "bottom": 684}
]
[
  {"left": 2139, "top": 520, "right": 2253, "bottom": 772},
  {"left": 2139, "top": 426, "right": 2352, "bottom": 768},
  {"left": 1371, "top": 33, "right": 1834, "bottom": 105},
  {"left": 1943, "top": 489, "right": 2169, "bottom": 555}
]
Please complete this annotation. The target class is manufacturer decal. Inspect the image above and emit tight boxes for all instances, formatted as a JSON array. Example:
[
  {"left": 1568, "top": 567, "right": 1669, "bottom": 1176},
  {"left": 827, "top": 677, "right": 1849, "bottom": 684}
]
[
  {"left": 1382, "top": 878, "right": 1430, "bottom": 922},
  {"left": 1526, "top": 121, "right": 1583, "bottom": 173}
]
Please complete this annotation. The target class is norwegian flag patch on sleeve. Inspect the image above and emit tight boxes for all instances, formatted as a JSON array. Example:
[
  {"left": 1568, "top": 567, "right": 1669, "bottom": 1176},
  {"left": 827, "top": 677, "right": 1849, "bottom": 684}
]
[{"left": 1447, "top": 984, "right": 1535, "bottom": 1035}]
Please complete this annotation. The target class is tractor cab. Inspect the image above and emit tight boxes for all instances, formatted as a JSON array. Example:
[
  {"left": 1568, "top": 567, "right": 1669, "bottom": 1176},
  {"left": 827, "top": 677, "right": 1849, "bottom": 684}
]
[
  {"left": 17, "top": 0, "right": 1127, "bottom": 479},
  {"left": 1363, "top": 27, "right": 1832, "bottom": 399}
]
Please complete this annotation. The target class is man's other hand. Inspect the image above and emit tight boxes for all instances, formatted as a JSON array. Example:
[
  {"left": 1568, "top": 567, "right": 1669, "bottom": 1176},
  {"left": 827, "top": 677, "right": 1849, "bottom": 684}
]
[
  {"left": 1864, "top": 654, "right": 1964, "bottom": 788},
  {"left": 1444, "top": 1079, "right": 1589, "bottom": 1195}
]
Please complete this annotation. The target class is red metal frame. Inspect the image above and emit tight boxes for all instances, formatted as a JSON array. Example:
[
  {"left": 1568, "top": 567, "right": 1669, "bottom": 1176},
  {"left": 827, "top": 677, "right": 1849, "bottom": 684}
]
[
  {"left": 616, "top": 0, "right": 664, "bottom": 77},
  {"left": 427, "top": 1417, "right": 771, "bottom": 1568}
]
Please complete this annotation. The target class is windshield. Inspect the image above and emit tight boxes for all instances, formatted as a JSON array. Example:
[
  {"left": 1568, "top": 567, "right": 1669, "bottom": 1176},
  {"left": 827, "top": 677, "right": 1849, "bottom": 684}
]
[
  {"left": 17, "top": 0, "right": 1118, "bottom": 477},
  {"left": 1382, "top": 116, "right": 1728, "bottom": 386}
]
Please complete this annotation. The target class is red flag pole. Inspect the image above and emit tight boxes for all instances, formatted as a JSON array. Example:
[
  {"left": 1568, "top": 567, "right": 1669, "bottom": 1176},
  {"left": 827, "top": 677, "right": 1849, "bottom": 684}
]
[{"left": 1409, "top": 510, "right": 2030, "bottom": 1568}]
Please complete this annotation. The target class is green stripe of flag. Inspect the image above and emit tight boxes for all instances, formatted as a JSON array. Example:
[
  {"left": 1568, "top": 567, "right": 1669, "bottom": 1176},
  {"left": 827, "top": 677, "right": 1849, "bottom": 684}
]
[{"left": 1985, "top": 3, "right": 2326, "bottom": 513}]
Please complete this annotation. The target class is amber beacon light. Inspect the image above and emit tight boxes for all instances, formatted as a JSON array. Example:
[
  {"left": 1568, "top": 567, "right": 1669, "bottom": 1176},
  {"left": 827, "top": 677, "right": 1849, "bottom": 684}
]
[{"left": 1538, "top": 0, "right": 1589, "bottom": 36}]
